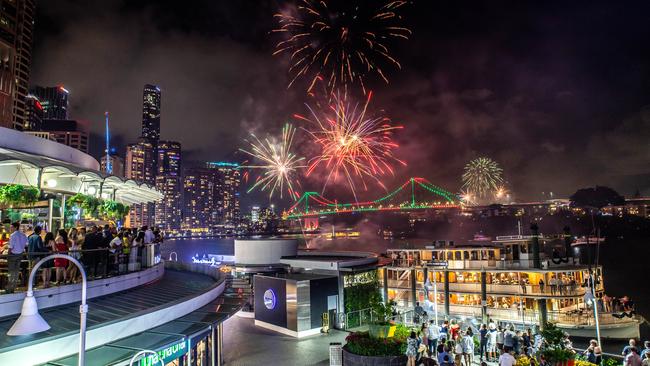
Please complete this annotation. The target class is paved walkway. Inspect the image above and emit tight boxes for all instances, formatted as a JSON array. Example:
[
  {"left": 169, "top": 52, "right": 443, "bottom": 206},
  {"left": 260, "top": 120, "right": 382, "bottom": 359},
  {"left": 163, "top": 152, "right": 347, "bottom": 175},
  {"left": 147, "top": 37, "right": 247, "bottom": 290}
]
[
  {"left": 222, "top": 316, "right": 504, "bottom": 366},
  {"left": 222, "top": 315, "right": 348, "bottom": 366}
]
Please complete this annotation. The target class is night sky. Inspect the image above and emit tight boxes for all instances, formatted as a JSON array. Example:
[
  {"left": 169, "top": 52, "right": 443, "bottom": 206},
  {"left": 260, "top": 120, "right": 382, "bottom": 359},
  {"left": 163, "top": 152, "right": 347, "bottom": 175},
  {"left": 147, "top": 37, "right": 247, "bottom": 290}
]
[{"left": 30, "top": 0, "right": 650, "bottom": 207}]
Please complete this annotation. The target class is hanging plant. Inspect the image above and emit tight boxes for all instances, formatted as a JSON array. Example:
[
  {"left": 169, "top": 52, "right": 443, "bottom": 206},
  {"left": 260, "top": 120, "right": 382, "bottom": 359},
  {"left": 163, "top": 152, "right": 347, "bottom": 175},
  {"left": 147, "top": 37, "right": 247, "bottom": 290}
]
[
  {"left": 0, "top": 184, "right": 40, "bottom": 207},
  {"left": 99, "top": 200, "right": 129, "bottom": 220}
]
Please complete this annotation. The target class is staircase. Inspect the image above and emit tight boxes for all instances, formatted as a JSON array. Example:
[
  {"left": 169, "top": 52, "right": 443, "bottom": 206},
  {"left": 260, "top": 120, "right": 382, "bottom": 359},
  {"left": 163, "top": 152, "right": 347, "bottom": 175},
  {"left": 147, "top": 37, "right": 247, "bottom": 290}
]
[{"left": 224, "top": 275, "right": 253, "bottom": 312}]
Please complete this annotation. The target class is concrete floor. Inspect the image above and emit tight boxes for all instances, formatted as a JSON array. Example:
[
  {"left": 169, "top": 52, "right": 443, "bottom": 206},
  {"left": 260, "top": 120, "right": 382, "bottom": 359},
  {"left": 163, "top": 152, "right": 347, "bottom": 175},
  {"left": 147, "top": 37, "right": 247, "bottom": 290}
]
[
  {"left": 221, "top": 316, "right": 501, "bottom": 366},
  {"left": 222, "top": 315, "right": 348, "bottom": 366}
]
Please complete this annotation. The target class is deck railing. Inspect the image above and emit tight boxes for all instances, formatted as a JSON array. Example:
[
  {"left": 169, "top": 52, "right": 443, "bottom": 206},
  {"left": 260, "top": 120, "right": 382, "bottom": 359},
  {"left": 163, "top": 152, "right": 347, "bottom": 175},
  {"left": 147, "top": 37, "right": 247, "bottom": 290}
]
[{"left": 0, "top": 244, "right": 160, "bottom": 293}]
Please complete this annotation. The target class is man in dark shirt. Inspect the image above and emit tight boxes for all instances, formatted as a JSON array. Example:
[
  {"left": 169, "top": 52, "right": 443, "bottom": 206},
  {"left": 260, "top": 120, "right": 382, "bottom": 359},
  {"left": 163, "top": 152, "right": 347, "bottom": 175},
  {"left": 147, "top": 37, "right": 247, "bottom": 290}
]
[{"left": 83, "top": 226, "right": 102, "bottom": 277}]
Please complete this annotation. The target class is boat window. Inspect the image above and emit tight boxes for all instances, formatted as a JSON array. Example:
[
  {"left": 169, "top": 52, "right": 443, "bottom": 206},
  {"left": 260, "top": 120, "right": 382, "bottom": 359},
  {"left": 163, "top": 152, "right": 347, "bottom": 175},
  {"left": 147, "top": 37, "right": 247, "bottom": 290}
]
[
  {"left": 463, "top": 251, "right": 470, "bottom": 260},
  {"left": 488, "top": 250, "right": 495, "bottom": 260},
  {"left": 454, "top": 251, "right": 462, "bottom": 260},
  {"left": 470, "top": 251, "right": 478, "bottom": 260}
]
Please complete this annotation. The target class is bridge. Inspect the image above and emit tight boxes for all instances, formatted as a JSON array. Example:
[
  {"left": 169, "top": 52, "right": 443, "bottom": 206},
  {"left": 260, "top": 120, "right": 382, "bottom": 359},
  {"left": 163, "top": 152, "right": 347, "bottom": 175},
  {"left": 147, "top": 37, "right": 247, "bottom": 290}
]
[{"left": 284, "top": 177, "right": 460, "bottom": 219}]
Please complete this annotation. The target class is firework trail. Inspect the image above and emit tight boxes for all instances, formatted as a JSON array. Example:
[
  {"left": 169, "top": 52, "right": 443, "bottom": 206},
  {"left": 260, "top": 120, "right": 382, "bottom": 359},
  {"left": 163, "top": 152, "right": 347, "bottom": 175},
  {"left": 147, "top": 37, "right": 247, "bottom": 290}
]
[
  {"left": 461, "top": 157, "right": 503, "bottom": 199},
  {"left": 240, "top": 124, "right": 306, "bottom": 199},
  {"left": 294, "top": 89, "right": 406, "bottom": 200},
  {"left": 273, "top": 0, "right": 411, "bottom": 95}
]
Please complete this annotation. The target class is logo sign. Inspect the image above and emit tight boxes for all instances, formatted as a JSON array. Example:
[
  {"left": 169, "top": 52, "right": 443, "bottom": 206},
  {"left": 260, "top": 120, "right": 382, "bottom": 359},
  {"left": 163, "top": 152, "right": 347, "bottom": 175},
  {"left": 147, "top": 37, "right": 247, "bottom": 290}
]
[
  {"left": 263, "top": 289, "right": 277, "bottom": 310},
  {"left": 139, "top": 340, "right": 187, "bottom": 366}
]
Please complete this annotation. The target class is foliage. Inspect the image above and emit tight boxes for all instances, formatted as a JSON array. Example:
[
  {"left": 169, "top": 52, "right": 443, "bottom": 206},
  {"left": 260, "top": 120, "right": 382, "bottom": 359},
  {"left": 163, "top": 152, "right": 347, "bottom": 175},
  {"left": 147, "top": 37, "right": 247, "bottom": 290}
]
[
  {"left": 516, "top": 355, "right": 539, "bottom": 366},
  {"left": 570, "top": 186, "right": 625, "bottom": 209},
  {"left": 601, "top": 357, "right": 619, "bottom": 366},
  {"left": 371, "top": 298, "right": 396, "bottom": 326},
  {"left": 574, "top": 360, "right": 598, "bottom": 366},
  {"left": 345, "top": 280, "right": 380, "bottom": 313},
  {"left": 392, "top": 324, "right": 410, "bottom": 340},
  {"left": 539, "top": 323, "right": 575, "bottom": 363},
  {"left": 0, "top": 184, "right": 40, "bottom": 207},
  {"left": 66, "top": 193, "right": 129, "bottom": 220},
  {"left": 344, "top": 331, "right": 406, "bottom": 357}
]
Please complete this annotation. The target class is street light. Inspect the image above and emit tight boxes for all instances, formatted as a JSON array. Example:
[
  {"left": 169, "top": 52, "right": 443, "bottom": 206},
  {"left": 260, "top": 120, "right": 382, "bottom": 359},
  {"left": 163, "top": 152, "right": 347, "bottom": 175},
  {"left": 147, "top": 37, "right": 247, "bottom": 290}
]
[
  {"left": 7, "top": 254, "right": 88, "bottom": 366},
  {"left": 583, "top": 280, "right": 601, "bottom": 349}
]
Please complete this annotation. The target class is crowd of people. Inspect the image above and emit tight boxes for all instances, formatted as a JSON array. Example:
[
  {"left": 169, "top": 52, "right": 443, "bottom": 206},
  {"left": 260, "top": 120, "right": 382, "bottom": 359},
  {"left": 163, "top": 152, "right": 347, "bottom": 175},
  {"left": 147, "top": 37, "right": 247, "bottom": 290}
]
[
  {"left": 405, "top": 319, "right": 542, "bottom": 366},
  {"left": 1, "top": 222, "right": 163, "bottom": 293},
  {"left": 404, "top": 317, "right": 650, "bottom": 366}
]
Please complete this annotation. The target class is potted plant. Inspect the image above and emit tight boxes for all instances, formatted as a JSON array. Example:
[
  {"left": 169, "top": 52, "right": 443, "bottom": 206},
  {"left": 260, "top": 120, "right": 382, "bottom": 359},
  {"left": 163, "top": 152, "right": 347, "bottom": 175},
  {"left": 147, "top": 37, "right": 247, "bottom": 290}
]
[
  {"left": 0, "top": 184, "right": 40, "bottom": 207},
  {"left": 539, "top": 323, "right": 576, "bottom": 366},
  {"left": 368, "top": 298, "right": 397, "bottom": 339}
]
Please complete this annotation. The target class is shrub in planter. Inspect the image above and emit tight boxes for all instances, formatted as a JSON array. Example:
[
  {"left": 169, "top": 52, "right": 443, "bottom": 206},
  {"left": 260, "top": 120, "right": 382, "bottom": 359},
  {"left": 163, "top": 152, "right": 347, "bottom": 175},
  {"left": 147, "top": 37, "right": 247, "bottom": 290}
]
[
  {"left": 369, "top": 298, "right": 397, "bottom": 338},
  {"left": 344, "top": 331, "right": 406, "bottom": 357}
]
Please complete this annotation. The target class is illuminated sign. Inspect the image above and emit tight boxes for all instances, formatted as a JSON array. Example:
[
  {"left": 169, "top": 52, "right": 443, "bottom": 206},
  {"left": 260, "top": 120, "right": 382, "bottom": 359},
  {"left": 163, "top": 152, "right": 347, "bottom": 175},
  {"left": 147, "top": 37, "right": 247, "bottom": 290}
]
[
  {"left": 139, "top": 340, "right": 187, "bottom": 366},
  {"left": 263, "top": 289, "right": 276, "bottom": 310}
]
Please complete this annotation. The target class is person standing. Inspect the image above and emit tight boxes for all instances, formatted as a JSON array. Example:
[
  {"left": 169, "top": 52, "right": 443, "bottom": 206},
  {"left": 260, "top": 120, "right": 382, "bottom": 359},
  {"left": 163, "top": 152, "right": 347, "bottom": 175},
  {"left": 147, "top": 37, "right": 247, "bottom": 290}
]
[
  {"left": 428, "top": 320, "right": 440, "bottom": 356},
  {"left": 406, "top": 331, "right": 418, "bottom": 366},
  {"left": 499, "top": 349, "right": 516, "bottom": 366},
  {"left": 479, "top": 324, "right": 488, "bottom": 361},
  {"left": 6, "top": 222, "right": 27, "bottom": 293},
  {"left": 67, "top": 228, "right": 80, "bottom": 283},
  {"left": 28, "top": 226, "right": 50, "bottom": 287},
  {"left": 496, "top": 325, "right": 505, "bottom": 353},
  {"left": 53, "top": 229, "right": 69, "bottom": 284},
  {"left": 143, "top": 226, "right": 155, "bottom": 244},
  {"left": 487, "top": 323, "right": 498, "bottom": 361},
  {"left": 503, "top": 326, "right": 516, "bottom": 353},
  {"left": 626, "top": 348, "right": 643, "bottom": 366},
  {"left": 624, "top": 340, "right": 638, "bottom": 357},
  {"left": 538, "top": 278, "right": 545, "bottom": 293},
  {"left": 83, "top": 226, "right": 101, "bottom": 278},
  {"left": 462, "top": 329, "right": 475, "bottom": 366}
]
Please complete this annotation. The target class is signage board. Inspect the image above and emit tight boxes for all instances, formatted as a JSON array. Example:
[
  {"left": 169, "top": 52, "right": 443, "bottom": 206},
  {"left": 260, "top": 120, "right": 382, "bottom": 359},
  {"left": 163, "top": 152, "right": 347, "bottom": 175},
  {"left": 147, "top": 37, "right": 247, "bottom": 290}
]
[
  {"left": 426, "top": 261, "right": 449, "bottom": 269},
  {"left": 138, "top": 339, "right": 187, "bottom": 366}
]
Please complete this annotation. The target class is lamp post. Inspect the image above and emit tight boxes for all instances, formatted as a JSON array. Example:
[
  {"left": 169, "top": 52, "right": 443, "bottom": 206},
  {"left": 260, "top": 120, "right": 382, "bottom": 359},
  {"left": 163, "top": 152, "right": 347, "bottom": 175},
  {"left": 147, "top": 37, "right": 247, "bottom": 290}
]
[
  {"left": 7, "top": 254, "right": 88, "bottom": 366},
  {"left": 584, "top": 277, "right": 601, "bottom": 350}
]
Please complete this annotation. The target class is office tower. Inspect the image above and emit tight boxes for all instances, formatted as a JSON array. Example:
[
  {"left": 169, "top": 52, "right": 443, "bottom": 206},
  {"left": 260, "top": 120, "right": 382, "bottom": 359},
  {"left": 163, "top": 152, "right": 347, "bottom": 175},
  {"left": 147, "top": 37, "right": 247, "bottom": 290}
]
[
  {"left": 126, "top": 138, "right": 155, "bottom": 227},
  {"left": 25, "top": 119, "right": 89, "bottom": 153},
  {"left": 154, "top": 141, "right": 181, "bottom": 230},
  {"left": 24, "top": 94, "right": 43, "bottom": 131},
  {"left": 156, "top": 141, "right": 181, "bottom": 176},
  {"left": 29, "top": 85, "right": 69, "bottom": 120},
  {"left": 0, "top": 0, "right": 36, "bottom": 130},
  {"left": 205, "top": 161, "right": 241, "bottom": 228},
  {"left": 182, "top": 168, "right": 215, "bottom": 231},
  {"left": 142, "top": 84, "right": 161, "bottom": 144},
  {"left": 100, "top": 154, "right": 125, "bottom": 177}
]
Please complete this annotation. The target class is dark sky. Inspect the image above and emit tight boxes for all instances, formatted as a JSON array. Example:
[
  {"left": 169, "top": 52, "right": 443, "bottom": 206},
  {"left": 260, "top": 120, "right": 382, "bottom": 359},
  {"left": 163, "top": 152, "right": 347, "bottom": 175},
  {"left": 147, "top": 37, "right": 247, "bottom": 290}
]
[{"left": 31, "top": 0, "right": 650, "bottom": 208}]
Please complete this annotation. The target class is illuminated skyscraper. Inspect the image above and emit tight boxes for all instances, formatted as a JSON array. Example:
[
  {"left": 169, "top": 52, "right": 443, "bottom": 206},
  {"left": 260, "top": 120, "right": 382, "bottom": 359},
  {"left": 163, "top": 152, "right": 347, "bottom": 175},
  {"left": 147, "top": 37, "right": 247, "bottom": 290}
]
[
  {"left": 126, "top": 138, "right": 155, "bottom": 227},
  {"left": 142, "top": 84, "right": 161, "bottom": 144},
  {"left": 206, "top": 161, "right": 241, "bottom": 228},
  {"left": 100, "top": 154, "right": 125, "bottom": 178},
  {"left": 155, "top": 141, "right": 181, "bottom": 230},
  {"left": 24, "top": 94, "right": 43, "bottom": 131},
  {"left": 0, "top": 0, "right": 36, "bottom": 130},
  {"left": 182, "top": 168, "right": 215, "bottom": 231},
  {"left": 29, "top": 85, "right": 69, "bottom": 120}
]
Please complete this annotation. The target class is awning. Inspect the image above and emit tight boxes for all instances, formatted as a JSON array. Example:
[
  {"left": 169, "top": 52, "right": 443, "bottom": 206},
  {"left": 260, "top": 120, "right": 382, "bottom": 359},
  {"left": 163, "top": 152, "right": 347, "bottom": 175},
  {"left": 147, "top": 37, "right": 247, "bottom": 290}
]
[{"left": 0, "top": 147, "right": 161, "bottom": 205}]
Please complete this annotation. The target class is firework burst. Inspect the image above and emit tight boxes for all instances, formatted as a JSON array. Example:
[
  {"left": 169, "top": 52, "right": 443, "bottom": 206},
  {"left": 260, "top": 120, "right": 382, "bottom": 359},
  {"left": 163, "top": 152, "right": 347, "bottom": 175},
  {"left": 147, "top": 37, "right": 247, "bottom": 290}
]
[
  {"left": 294, "top": 89, "right": 406, "bottom": 199},
  {"left": 462, "top": 157, "right": 504, "bottom": 199},
  {"left": 273, "top": 0, "right": 411, "bottom": 95},
  {"left": 240, "top": 124, "right": 306, "bottom": 199}
]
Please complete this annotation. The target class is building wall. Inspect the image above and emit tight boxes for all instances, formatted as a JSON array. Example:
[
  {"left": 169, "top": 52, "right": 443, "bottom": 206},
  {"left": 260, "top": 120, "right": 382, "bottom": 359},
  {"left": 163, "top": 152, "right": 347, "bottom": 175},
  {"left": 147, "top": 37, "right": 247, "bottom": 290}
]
[
  {"left": 154, "top": 140, "right": 181, "bottom": 230},
  {"left": 254, "top": 276, "right": 288, "bottom": 329},
  {"left": 205, "top": 162, "right": 241, "bottom": 227},
  {"left": 142, "top": 84, "right": 161, "bottom": 144},
  {"left": 12, "top": 0, "right": 35, "bottom": 130},
  {"left": 182, "top": 168, "right": 215, "bottom": 230},
  {"left": 234, "top": 239, "right": 298, "bottom": 265}
]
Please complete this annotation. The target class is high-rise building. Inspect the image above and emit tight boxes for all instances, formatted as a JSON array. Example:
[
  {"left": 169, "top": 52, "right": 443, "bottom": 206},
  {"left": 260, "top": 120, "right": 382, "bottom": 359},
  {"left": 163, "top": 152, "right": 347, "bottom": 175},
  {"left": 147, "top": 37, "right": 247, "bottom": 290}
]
[
  {"left": 24, "top": 94, "right": 43, "bottom": 131},
  {"left": 0, "top": 0, "right": 36, "bottom": 130},
  {"left": 26, "top": 119, "right": 89, "bottom": 153},
  {"left": 206, "top": 161, "right": 241, "bottom": 228},
  {"left": 29, "top": 85, "right": 69, "bottom": 120},
  {"left": 126, "top": 138, "right": 155, "bottom": 227},
  {"left": 182, "top": 168, "right": 215, "bottom": 231},
  {"left": 142, "top": 84, "right": 161, "bottom": 144},
  {"left": 155, "top": 141, "right": 181, "bottom": 230},
  {"left": 100, "top": 154, "right": 125, "bottom": 178}
]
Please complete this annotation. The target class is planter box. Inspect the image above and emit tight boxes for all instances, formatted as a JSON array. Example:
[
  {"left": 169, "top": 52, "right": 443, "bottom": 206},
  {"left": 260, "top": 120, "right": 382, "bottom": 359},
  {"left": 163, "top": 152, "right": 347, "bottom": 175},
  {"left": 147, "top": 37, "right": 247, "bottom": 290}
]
[
  {"left": 342, "top": 347, "right": 407, "bottom": 366},
  {"left": 368, "top": 324, "right": 396, "bottom": 339}
]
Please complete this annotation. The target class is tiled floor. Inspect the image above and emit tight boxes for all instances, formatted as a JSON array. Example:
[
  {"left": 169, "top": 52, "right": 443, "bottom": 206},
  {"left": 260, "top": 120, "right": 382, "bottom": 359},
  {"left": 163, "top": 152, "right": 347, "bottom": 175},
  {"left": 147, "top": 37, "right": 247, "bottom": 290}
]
[{"left": 222, "top": 315, "right": 348, "bottom": 366}]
